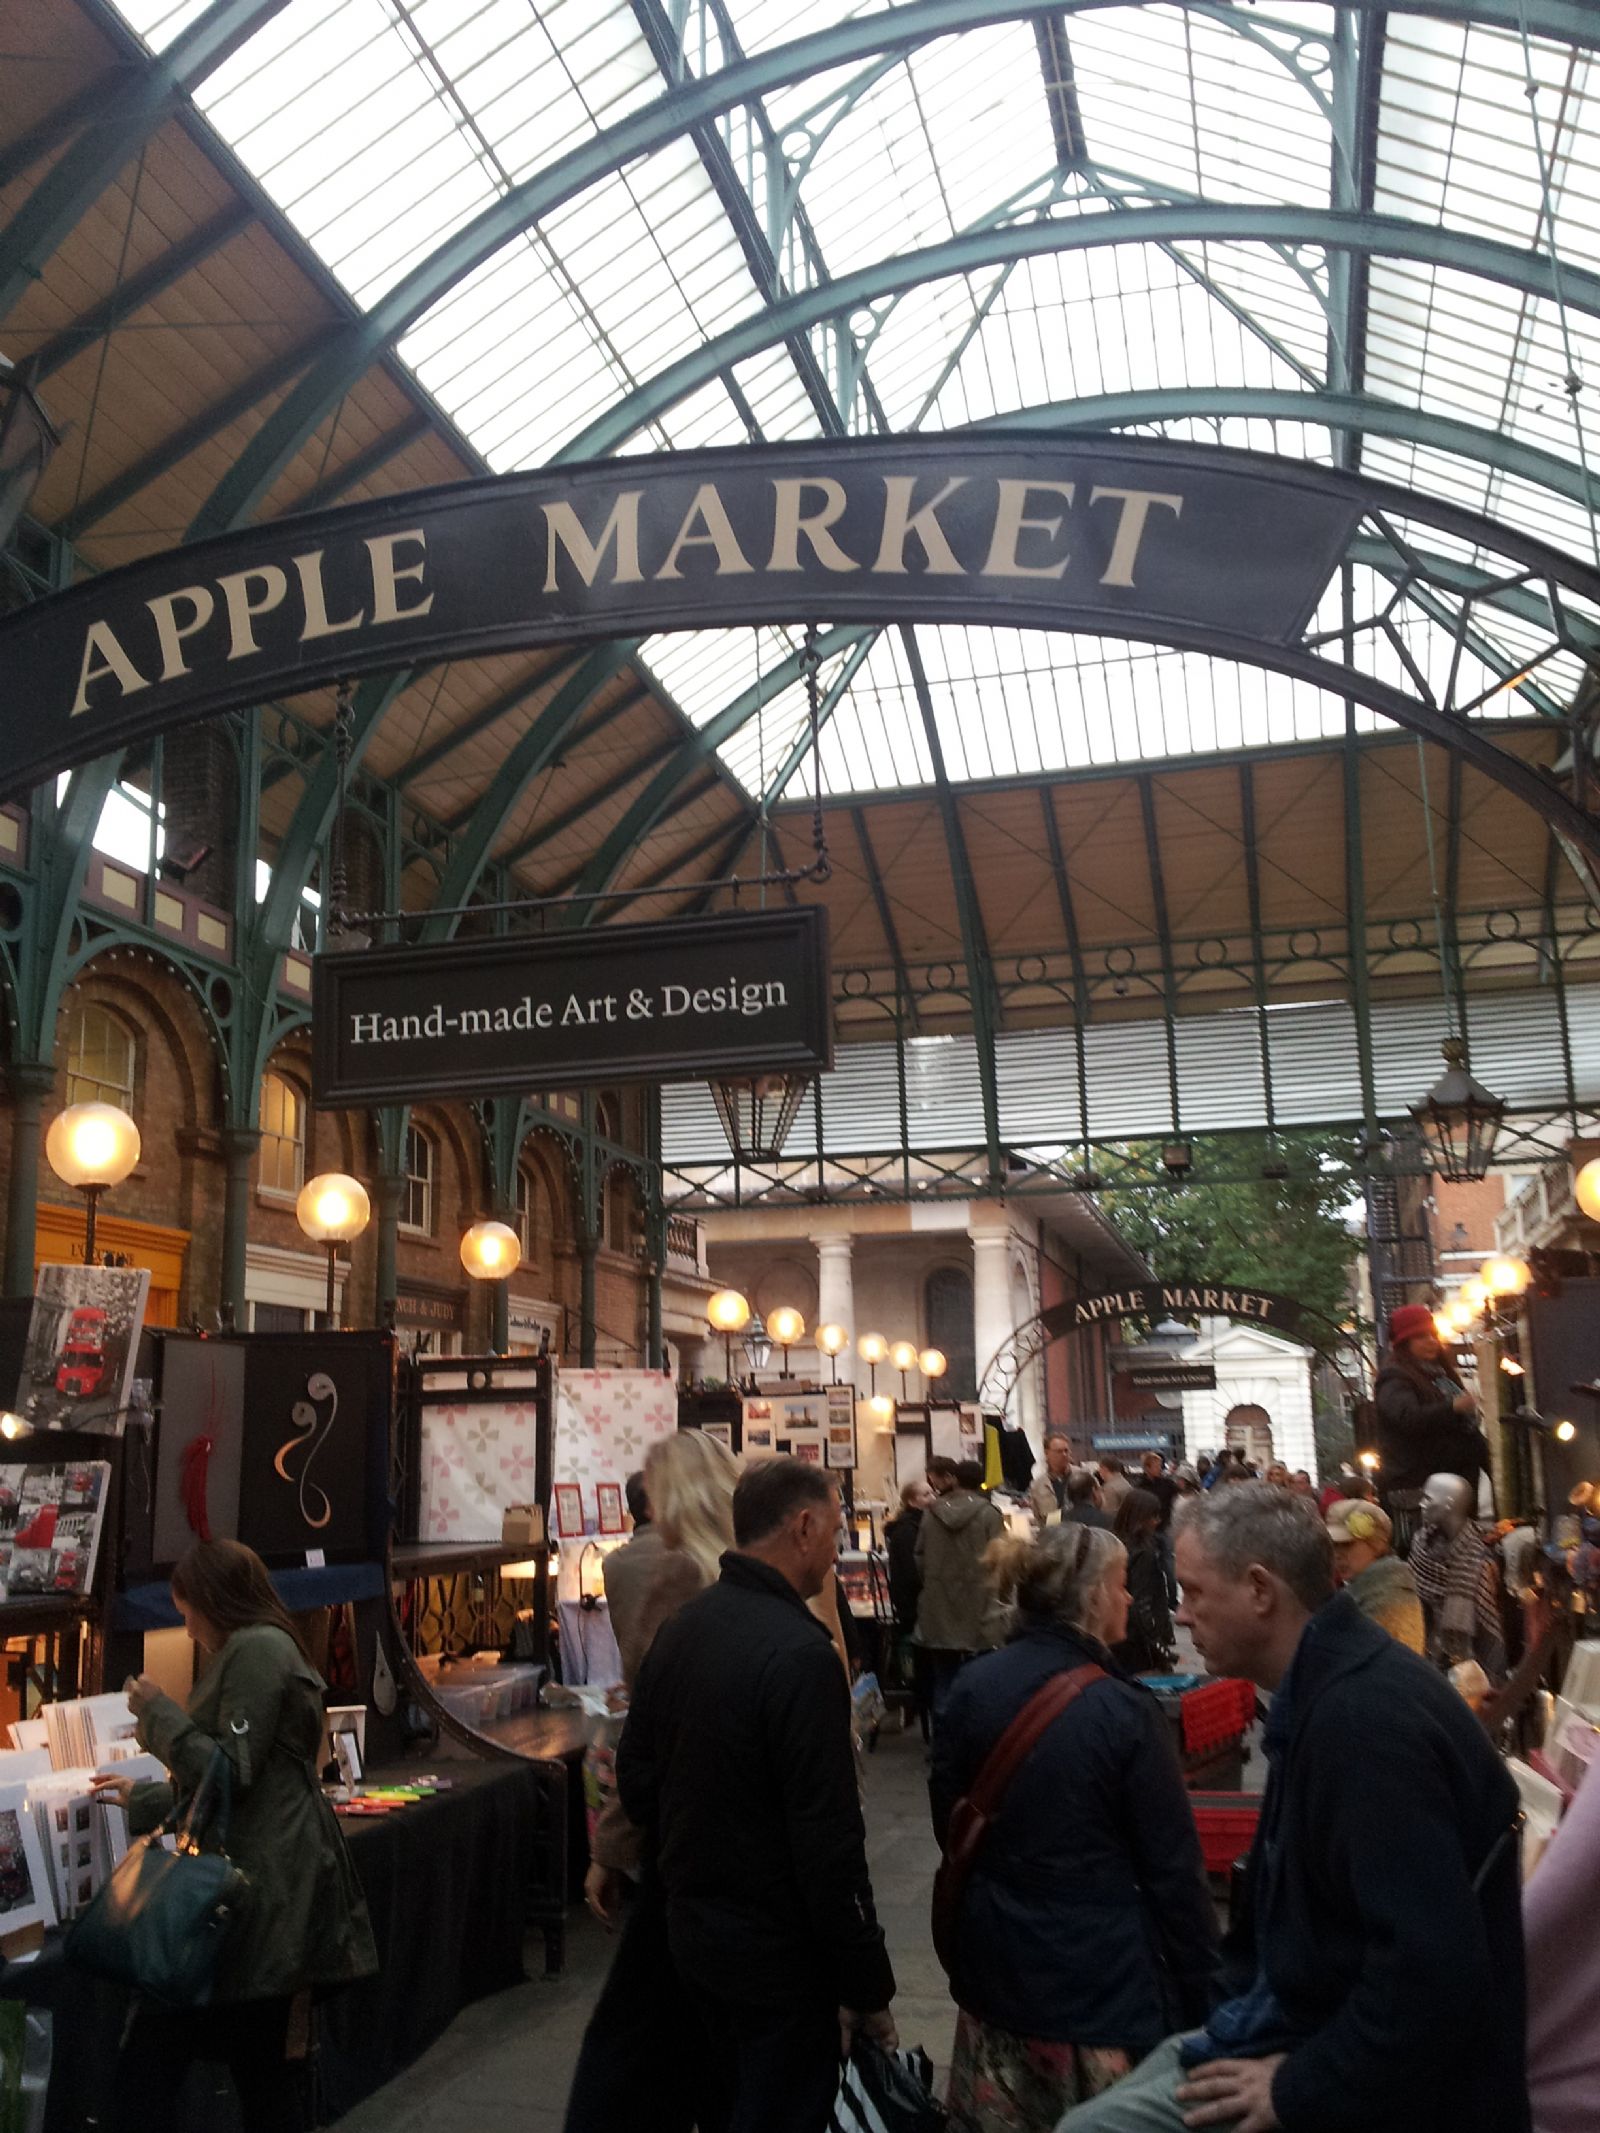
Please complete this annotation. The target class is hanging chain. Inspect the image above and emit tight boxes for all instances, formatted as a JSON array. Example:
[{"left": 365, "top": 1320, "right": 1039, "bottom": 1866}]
[
  {"left": 328, "top": 676, "right": 356, "bottom": 934},
  {"left": 802, "top": 621, "right": 830, "bottom": 882}
]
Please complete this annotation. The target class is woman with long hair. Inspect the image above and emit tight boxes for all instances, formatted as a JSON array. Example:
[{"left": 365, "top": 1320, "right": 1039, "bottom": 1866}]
[
  {"left": 564, "top": 1426, "right": 741, "bottom": 2133},
  {"left": 1111, "top": 1488, "right": 1177, "bottom": 1675},
  {"left": 90, "top": 1539, "right": 376, "bottom": 2133},
  {"left": 932, "top": 1525, "right": 1217, "bottom": 2133}
]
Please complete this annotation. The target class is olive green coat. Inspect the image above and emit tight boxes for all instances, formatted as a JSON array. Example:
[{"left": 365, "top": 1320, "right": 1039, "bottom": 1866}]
[{"left": 128, "top": 1623, "right": 378, "bottom": 2002}]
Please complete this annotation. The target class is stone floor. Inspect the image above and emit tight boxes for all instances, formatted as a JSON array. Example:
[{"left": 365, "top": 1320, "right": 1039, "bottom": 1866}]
[{"left": 335, "top": 1717, "right": 953, "bottom": 2133}]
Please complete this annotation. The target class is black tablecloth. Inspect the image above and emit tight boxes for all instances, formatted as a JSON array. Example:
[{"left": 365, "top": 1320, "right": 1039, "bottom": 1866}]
[{"left": 4, "top": 1757, "right": 542, "bottom": 2130}]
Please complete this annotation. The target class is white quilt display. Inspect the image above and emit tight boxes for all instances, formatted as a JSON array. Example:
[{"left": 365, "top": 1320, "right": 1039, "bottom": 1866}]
[
  {"left": 417, "top": 1384, "right": 542, "bottom": 1544},
  {"left": 554, "top": 1371, "right": 678, "bottom": 1537}
]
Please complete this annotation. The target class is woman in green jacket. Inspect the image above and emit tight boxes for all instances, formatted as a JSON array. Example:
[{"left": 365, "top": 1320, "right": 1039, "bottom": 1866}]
[{"left": 91, "top": 1538, "right": 377, "bottom": 2132}]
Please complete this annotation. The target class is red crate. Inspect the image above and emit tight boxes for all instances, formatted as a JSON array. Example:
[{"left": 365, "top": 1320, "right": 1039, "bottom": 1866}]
[
  {"left": 1190, "top": 1796, "right": 1261, "bottom": 1875},
  {"left": 1181, "top": 1677, "right": 1256, "bottom": 1754}
]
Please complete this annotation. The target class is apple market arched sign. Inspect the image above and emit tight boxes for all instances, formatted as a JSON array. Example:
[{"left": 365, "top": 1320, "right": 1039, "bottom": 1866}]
[{"left": 2, "top": 434, "right": 1597, "bottom": 857}]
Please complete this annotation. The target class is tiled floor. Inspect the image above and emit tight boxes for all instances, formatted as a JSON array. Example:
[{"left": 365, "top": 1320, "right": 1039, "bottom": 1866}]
[{"left": 335, "top": 1717, "right": 952, "bottom": 2133}]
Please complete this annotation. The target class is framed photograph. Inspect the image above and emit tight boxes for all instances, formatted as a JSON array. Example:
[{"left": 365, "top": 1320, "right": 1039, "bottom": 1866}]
[
  {"left": 554, "top": 1483, "right": 586, "bottom": 1538},
  {"left": 0, "top": 1785, "right": 56, "bottom": 1932},
  {"left": 596, "top": 1482, "right": 625, "bottom": 1535},
  {"left": 700, "top": 1421, "right": 734, "bottom": 1452},
  {"left": 786, "top": 1427, "right": 824, "bottom": 1465},
  {"left": 826, "top": 1420, "right": 857, "bottom": 1472},
  {"left": 742, "top": 1421, "right": 775, "bottom": 1458},
  {"left": 15, "top": 1265, "right": 150, "bottom": 1435}
]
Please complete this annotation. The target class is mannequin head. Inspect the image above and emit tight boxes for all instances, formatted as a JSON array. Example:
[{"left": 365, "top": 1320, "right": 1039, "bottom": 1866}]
[{"left": 1421, "top": 1471, "right": 1475, "bottom": 1539}]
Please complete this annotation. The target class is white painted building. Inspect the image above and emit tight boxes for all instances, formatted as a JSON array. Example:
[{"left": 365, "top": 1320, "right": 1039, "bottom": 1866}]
[{"left": 1177, "top": 1317, "right": 1318, "bottom": 1476}]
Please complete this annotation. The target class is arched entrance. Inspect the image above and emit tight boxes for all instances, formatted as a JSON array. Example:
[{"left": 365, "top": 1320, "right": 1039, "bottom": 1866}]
[{"left": 1224, "top": 1404, "right": 1275, "bottom": 1468}]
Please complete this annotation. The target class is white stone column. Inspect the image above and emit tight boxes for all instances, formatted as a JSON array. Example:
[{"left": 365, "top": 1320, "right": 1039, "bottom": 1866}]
[
  {"left": 971, "top": 1226, "right": 1015, "bottom": 1409},
  {"left": 813, "top": 1234, "right": 856, "bottom": 1384}
]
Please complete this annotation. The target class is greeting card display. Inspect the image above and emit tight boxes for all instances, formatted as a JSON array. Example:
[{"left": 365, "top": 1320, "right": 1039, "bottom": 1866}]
[
  {"left": 596, "top": 1483, "right": 625, "bottom": 1535},
  {"left": 15, "top": 1265, "right": 150, "bottom": 1434}
]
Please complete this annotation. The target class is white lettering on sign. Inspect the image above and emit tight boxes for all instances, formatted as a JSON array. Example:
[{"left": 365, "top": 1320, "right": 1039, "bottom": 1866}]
[{"left": 346, "top": 975, "right": 792, "bottom": 1049}]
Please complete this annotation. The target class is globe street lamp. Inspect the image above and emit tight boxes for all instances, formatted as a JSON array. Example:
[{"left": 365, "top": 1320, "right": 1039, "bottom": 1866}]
[
  {"left": 857, "top": 1332, "right": 887, "bottom": 1398},
  {"left": 460, "top": 1219, "right": 522, "bottom": 1354},
  {"left": 815, "top": 1323, "right": 850, "bottom": 1384},
  {"left": 918, "top": 1348, "right": 948, "bottom": 1390},
  {"left": 889, "top": 1340, "right": 919, "bottom": 1398},
  {"left": 706, "top": 1288, "right": 751, "bottom": 1384},
  {"left": 296, "top": 1173, "right": 371, "bottom": 1326},
  {"left": 45, "top": 1103, "right": 141, "bottom": 1266},
  {"left": 767, "top": 1306, "right": 805, "bottom": 1379}
]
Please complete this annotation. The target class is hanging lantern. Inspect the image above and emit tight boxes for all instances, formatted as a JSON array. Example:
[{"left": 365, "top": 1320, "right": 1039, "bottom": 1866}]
[
  {"left": 709, "top": 1072, "right": 810, "bottom": 1162},
  {"left": 1408, "top": 1038, "right": 1505, "bottom": 1184}
]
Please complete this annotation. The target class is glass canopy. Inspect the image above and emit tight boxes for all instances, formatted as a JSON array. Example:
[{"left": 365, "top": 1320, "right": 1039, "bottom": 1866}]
[{"left": 107, "top": 1, "right": 1600, "bottom": 802}]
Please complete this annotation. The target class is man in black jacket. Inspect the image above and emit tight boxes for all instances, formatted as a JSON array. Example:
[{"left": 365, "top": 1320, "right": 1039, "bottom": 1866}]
[
  {"left": 1061, "top": 1483, "right": 1527, "bottom": 2133},
  {"left": 617, "top": 1456, "right": 896, "bottom": 2133}
]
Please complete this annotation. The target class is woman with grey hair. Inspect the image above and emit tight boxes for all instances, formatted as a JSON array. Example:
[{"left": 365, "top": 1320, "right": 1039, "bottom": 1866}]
[{"left": 931, "top": 1523, "right": 1219, "bottom": 2133}]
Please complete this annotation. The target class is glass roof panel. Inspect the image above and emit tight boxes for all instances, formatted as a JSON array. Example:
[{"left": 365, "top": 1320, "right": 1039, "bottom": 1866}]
[{"left": 99, "top": 0, "right": 1596, "bottom": 802}]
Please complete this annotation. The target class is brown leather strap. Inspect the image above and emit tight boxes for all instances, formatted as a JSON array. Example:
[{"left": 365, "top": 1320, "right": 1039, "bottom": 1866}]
[{"left": 965, "top": 1661, "right": 1106, "bottom": 1818}]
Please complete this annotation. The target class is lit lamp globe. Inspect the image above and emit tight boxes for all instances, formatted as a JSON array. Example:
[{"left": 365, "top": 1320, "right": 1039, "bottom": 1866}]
[
  {"left": 706, "top": 1288, "right": 751, "bottom": 1384},
  {"left": 1446, "top": 1298, "right": 1476, "bottom": 1333},
  {"left": 1481, "top": 1255, "right": 1530, "bottom": 1298},
  {"left": 295, "top": 1173, "right": 370, "bottom": 1324},
  {"left": 857, "top": 1331, "right": 888, "bottom": 1396},
  {"left": 1576, "top": 1159, "right": 1600, "bottom": 1223},
  {"left": 1459, "top": 1278, "right": 1491, "bottom": 1318},
  {"left": 45, "top": 1102, "right": 140, "bottom": 1265},
  {"left": 918, "top": 1348, "right": 948, "bottom": 1383},
  {"left": 767, "top": 1305, "right": 806, "bottom": 1376},
  {"left": 867, "top": 1392, "right": 896, "bottom": 1429},
  {"left": 1432, "top": 1311, "right": 1456, "bottom": 1344},
  {"left": 889, "top": 1340, "right": 919, "bottom": 1374},
  {"left": 460, "top": 1220, "right": 522, "bottom": 1281}
]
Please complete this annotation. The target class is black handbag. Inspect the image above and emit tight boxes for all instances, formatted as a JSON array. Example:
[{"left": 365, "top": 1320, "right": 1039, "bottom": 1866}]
[{"left": 67, "top": 1745, "right": 249, "bottom": 2009}]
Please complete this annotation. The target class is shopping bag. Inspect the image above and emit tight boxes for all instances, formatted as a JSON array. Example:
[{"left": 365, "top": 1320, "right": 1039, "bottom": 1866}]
[{"left": 830, "top": 2042, "right": 948, "bottom": 2133}]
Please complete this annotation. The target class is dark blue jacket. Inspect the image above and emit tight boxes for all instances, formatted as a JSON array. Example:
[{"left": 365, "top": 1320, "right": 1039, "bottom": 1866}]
[
  {"left": 929, "top": 1624, "right": 1219, "bottom": 2048},
  {"left": 1239, "top": 1592, "right": 1527, "bottom": 2133}
]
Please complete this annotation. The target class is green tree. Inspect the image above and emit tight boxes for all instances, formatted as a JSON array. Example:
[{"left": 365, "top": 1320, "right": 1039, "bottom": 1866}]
[{"left": 1102, "top": 1132, "right": 1364, "bottom": 1340}]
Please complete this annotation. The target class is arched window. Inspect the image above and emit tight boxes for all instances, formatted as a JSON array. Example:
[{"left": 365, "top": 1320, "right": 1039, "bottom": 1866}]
[
  {"left": 925, "top": 1265, "right": 978, "bottom": 1403},
  {"left": 258, "top": 1071, "right": 305, "bottom": 1196},
  {"left": 515, "top": 1165, "right": 537, "bottom": 1255},
  {"left": 402, "top": 1124, "right": 435, "bottom": 1234},
  {"left": 63, "top": 1002, "right": 136, "bottom": 1109}
]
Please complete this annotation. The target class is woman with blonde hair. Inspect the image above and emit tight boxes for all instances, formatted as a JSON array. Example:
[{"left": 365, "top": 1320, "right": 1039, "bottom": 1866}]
[
  {"left": 565, "top": 1425, "right": 740, "bottom": 2133},
  {"left": 932, "top": 1523, "right": 1218, "bottom": 2133}
]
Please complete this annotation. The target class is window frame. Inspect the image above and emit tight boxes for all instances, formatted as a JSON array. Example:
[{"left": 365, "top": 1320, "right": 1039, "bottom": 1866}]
[
  {"left": 63, "top": 1002, "right": 137, "bottom": 1111},
  {"left": 257, "top": 1069, "right": 306, "bottom": 1199},
  {"left": 400, "top": 1123, "right": 436, "bottom": 1236}
]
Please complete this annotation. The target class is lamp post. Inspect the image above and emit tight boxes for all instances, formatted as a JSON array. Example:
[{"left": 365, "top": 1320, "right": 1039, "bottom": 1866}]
[
  {"left": 1409, "top": 1038, "right": 1506, "bottom": 1184},
  {"left": 857, "top": 1332, "right": 887, "bottom": 1398},
  {"left": 815, "top": 1323, "right": 849, "bottom": 1383},
  {"left": 296, "top": 1174, "right": 371, "bottom": 1326},
  {"left": 460, "top": 1219, "right": 522, "bottom": 1354},
  {"left": 918, "top": 1347, "right": 948, "bottom": 1392},
  {"left": 44, "top": 1103, "right": 141, "bottom": 1266},
  {"left": 767, "top": 1306, "right": 805, "bottom": 1379},
  {"left": 889, "top": 1340, "right": 918, "bottom": 1399},
  {"left": 706, "top": 1288, "right": 751, "bottom": 1384}
]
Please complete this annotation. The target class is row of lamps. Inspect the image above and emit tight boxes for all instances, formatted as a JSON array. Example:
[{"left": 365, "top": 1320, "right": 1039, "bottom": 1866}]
[
  {"left": 705, "top": 1289, "right": 946, "bottom": 1420},
  {"left": 1430, "top": 1247, "right": 1583, "bottom": 1445},
  {"left": 296, "top": 1171, "right": 521, "bottom": 1327}
]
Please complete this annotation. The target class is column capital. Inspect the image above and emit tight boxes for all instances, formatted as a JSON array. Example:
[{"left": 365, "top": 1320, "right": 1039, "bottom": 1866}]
[
  {"left": 6, "top": 1062, "right": 56, "bottom": 1105},
  {"left": 811, "top": 1233, "right": 854, "bottom": 1257}
]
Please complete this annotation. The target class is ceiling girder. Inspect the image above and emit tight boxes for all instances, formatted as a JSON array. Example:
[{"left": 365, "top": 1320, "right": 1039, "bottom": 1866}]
[{"left": 179, "top": 0, "right": 1600, "bottom": 542}]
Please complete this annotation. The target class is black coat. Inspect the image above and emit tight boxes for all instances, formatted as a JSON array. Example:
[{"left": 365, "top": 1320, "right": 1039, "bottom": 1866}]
[
  {"left": 929, "top": 1625, "right": 1219, "bottom": 2049},
  {"left": 1373, "top": 1357, "right": 1483, "bottom": 1493},
  {"left": 1113, "top": 1538, "right": 1175, "bottom": 1675},
  {"left": 616, "top": 1552, "right": 895, "bottom": 2016},
  {"left": 885, "top": 1507, "right": 922, "bottom": 1632},
  {"left": 1239, "top": 1592, "right": 1527, "bottom": 2133}
]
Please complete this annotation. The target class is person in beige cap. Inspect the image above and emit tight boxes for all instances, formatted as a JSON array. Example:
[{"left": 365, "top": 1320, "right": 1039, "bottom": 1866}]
[{"left": 1325, "top": 1497, "right": 1425, "bottom": 1653}]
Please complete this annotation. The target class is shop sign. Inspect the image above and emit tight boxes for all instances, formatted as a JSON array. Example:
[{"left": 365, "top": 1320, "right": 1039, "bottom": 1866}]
[
  {"left": 394, "top": 1286, "right": 465, "bottom": 1329},
  {"left": 312, "top": 906, "right": 831, "bottom": 1107},
  {"left": 1060, "top": 1282, "right": 1302, "bottom": 1335},
  {"left": 0, "top": 437, "right": 1366, "bottom": 795},
  {"left": 1126, "top": 1364, "right": 1218, "bottom": 1389}
]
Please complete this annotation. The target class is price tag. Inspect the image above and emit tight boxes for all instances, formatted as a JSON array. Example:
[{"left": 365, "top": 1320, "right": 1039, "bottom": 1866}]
[{"left": 305, "top": 1547, "right": 326, "bottom": 1568}]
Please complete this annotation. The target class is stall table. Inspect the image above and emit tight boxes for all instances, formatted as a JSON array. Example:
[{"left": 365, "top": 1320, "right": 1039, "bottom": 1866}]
[{"left": 5, "top": 1757, "right": 547, "bottom": 2130}]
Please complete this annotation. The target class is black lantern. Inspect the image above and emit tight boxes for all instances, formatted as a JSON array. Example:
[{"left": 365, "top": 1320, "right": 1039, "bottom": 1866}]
[
  {"left": 709, "top": 1072, "right": 809, "bottom": 1162},
  {"left": 0, "top": 359, "right": 60, "bottom": 550},
  {"left": 1409, "top": 1037, "right": 1505, "bottom": 1184},
  {"left": 741, "top": 1312, "right": 773, "bottom": 1381}
]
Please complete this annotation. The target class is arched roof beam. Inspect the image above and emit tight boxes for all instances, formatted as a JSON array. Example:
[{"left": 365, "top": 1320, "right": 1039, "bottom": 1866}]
[
  {"left": 557, "top": 211, "right": 1600, "bottom": 466},
  {"left": 0, "top": 0, "right": 292, "bottom": 317},
  {"left": 184, "top": 0, "right": 1600, "bottom": 540}
]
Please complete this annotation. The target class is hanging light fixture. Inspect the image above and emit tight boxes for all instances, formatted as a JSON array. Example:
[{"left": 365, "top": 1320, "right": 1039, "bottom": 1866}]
[
  {"left": 0, "top": 357, "right": 60, "bottom": 550},
  {"left": 1409, "top": 1038, "right": 1505, "bottom": 1184},
  {"left": 742, "top": 1312, "right": 773, "bottom": 1381},
  {"left": 708, "top": 1072, "right": 810, "bottom": 1163}
]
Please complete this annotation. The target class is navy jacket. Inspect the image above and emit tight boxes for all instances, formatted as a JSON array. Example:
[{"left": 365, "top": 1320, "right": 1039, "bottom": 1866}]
[
  {"left": 929, "top": 1625, "right": 1219, "bottom": 2048},
  {"left": 617, "top": 1553, "right": 895, "bottom": 2016},
  {"left": 1240, "top": 1593, "right": 1528, "bottom": 2133}
]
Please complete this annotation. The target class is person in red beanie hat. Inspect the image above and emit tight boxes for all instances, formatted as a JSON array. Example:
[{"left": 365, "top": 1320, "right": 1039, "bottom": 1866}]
[{"left": 1373, "top": 1301, "right": 1486, "bottom": 1504}]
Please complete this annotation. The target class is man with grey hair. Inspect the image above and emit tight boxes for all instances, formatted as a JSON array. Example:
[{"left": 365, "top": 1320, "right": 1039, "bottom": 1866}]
[
  {"left": 1030, "top": 1432, "right": 1074, "bottom": 1529},
  {"left": 1061, "top": 1481, "right": 1527, "bottom": 2133}
]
